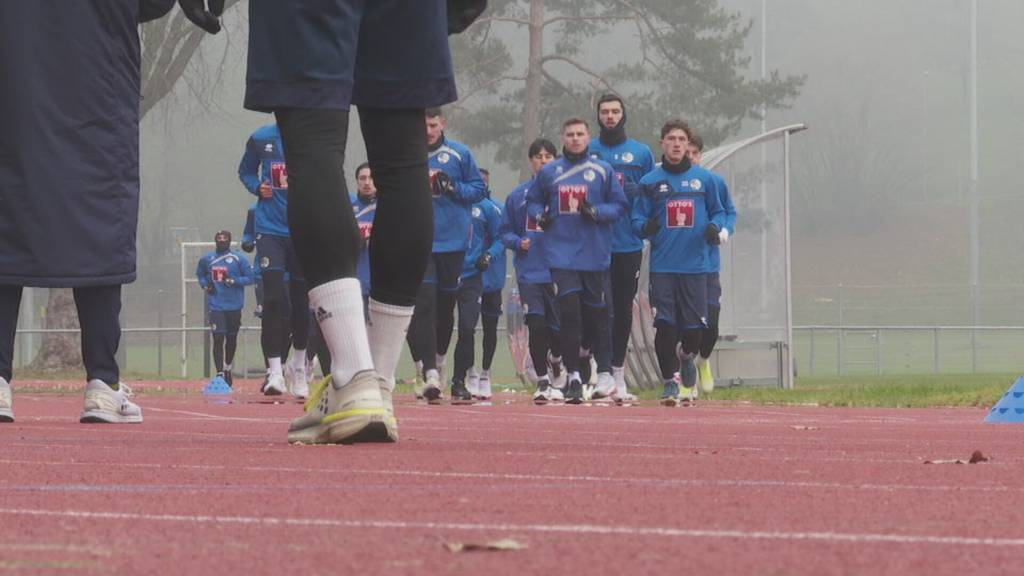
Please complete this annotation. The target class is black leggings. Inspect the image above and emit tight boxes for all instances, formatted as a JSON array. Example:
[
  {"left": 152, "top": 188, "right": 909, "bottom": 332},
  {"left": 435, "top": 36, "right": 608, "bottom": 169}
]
[
  {"left": 525, "top": 314, "right": 550, "bottom": 379},
  {"left": 655, "top": 322, "right": 702, "bottom": 380},
  {"left": 481, "top": 313, "right": 499, "bottom": 371},
  {"left": 558, "top": 293, "right": 582, "bottom": 373},
  {"left": 700, "top": 304, "right": 721, "bottom": 359},
  {"left": 610, "top": 250, "right": 642, "bottom": 367},
  {"left": 212, "top": 333, "right": 238, "bottom": 373},
  {"left": 275, "top": 107, "right": 432, "bottom": 305},
  {"left": 259, "top": 270, "right": 302, "bottom": 359}
]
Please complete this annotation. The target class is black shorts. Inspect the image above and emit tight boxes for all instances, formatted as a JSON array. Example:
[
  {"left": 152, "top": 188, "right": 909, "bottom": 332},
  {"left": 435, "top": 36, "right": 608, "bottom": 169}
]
[
  {"left": 422, "top": 251, "right": 464, "bottom": 293},
  {"left": 519, "top": 282, "right": 559, "bottom": 329},
  {"left": 707, "top": 272, "right": 722, "bottom": 308},
  {"left": 457, "top": 273, "right": 483, "bottom": 308},
  {"left": 256, "top": 234, "right": 304, "bottom": 279},
  {"left": 481, "top": 290, "right": 503, "bottom": 318},
  {"left": 650, "top": 272, "right": 708, "bottom": 330},
  {"left": 551, "top": 268, "right": 610, "bottom": 308},
  {"left": 209, "top": 309, "right": 242, "bottom": 336}
]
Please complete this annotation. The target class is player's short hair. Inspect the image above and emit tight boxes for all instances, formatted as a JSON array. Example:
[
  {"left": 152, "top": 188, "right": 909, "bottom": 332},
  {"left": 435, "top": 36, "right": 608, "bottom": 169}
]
[
  {"left": 355, "top": 162, "right": 371, "bottom": 178},
  {"left": 562, "top": 117, "right": 589, "bottom": 132},
  {"left": 479, "top": 168, "right": 490, "bottom": 177},
  {"left": 689, "top": 132, "right": 705, "bottom": 152},
  {"left": 596, "top": 93, "right": 625, "bottom": 111},
  {"left": 425, "top": 107, "right": 444, "bottom": 119},
  {"left": 528, "top": 138, "right": 558, "bottom": 158},
  {"left": 660, "top": 119, "right": 692, "bottom": 140},
  {"left": 215, "top": 230, "right": 231, "bottom": 241}
]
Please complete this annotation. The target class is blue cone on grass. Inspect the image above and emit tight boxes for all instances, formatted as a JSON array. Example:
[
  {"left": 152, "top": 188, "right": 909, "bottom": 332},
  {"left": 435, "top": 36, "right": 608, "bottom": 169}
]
[{"left": 984, "top": 376, "right": 1024, "bottom": 423}]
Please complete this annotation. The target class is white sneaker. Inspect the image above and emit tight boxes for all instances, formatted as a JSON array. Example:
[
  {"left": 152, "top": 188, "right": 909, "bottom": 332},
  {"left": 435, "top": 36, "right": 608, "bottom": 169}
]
[
  {"left": 0, "top": 377, "right": 13, "bottom": 422},
  {"left": 288, "top": 371, "right": 392, "bottom": 445},
  {"left": 547, "top": 354, "right": 566, "bottom": 390},
  {"left": 533, "top": 380, "right": 551, "bottom": 405},
  {"left": 263, "top": 372, "right": 286, "bottom": 396},
  {"left": 80, "top": 380, "right": 142, "bottom": 423},
  {"left": 548, "top": 385, "right": 565, "bottom": 403},
  {"left": 594, "top": 372, "right": 616, "bottom": 399},
  {"left": 466, "top": 367, "right": 480, "bottom": 398},
  {"left": 477, "top": 369, "right": 492, "bottom": 400},
  {"left": 611, "top": 366, "right": 637, "bottom": 404},
  {"left": 423, "top": 369, "right": 442, "bottom": 404},
  {"left": 290, "top": 358, "right": 309, "bottom": 399}
]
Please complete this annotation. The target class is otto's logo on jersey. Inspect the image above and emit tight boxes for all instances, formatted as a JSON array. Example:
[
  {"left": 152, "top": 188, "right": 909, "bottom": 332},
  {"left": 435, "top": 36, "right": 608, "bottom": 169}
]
[
  {"left": 666, "top": 199, "right": 694, "bottom": 229},
  {"left": 271, "top": 163, "right": 288, "bottom": 189},
  {"left": 558, "top": 185, "right": 588, "bottom": 214},
  {"left": 358, "top": 222, "right": 373, "bottom": 240},
  {"left": 438, "top": 152, "right": 451, "bottom": 164},
  {"left": 526, "top": 215, "right": 542, "bottom": 232},
  {"left": 211, "top": 266, "right": 229, "bottom": 282},
  {"left": 583, "top": 170, "right": 596, "bottom": 182},
  {"left": 622, "top": 152, "right": 635, "bottom": 163}
]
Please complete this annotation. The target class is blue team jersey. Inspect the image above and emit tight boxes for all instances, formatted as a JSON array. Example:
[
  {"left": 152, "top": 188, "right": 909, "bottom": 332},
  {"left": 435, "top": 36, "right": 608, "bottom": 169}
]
[
  {"left": 526, "top": 156, "right": 628, "bottom": 272},
  {"left": 501, "top": 179, "right": 551, "bottom": 285},
  {"left": 196, "top": 251, "right": 255, "bottom": 311},
  {"left": 480, "top": 196, "right": 508, "bottom": 293},
  {"left": 352, "top": 192, "right": 377, "bottom": 297},
  {"left": 462, "top": 195, "right": 504, "bottom": 288},
  {"left": 634, "top": 164, "right": 727, "bottom": 274},
  {"left": 428, "top": 137, "right": 487, "bottom": 253},
  {"left": 589, "top": 138, "right": 655, "bottom": 253},
  {"left": 238, "top": 124, "right": 290, "bottom": 238},
  {"left": 706, "top": 170, "right": 737, "bottom": 273}
]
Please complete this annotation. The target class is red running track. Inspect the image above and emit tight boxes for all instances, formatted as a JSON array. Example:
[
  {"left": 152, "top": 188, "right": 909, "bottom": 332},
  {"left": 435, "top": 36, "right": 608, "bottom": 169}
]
[{"left": 1, "top": 380, "right": 1023, "bottom": 575}]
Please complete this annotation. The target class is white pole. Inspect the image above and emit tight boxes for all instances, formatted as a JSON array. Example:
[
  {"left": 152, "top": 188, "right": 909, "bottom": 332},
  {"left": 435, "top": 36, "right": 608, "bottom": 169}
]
[
  {"left": 968, "top": 0, "right": 979, "bottom": 364},
  {"left": 783, "top": 130, "right": 794, "bottom": 389},
  {"left": 181, "top": 242, "right": 188, "bottom": 378},
  {"left": 759, "top": 0, "right": 769, "bottom": 309}
]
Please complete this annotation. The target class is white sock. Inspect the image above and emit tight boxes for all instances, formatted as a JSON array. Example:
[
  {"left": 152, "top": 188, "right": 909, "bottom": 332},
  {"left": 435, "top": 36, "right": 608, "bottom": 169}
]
[
  {"left": 309, "top": 279, "right": 374, "bottom": 387},
  {"left": 415, "top": 360, "right": 424, "bottom": 376},
  {"left": 268, "top": 357, "right": 282, "bottom": 376},
  {"left": 366, "top": 299, "right": 414, "bottom": 392},
  {"left": 224, "top": 363, "right": 232, "bottom": 372},
  {"left": 291, "top": 350, "right": 306, "bottom": 367},
  {"left": 570, "top": 371, "right": 581, "bottom": 383}
]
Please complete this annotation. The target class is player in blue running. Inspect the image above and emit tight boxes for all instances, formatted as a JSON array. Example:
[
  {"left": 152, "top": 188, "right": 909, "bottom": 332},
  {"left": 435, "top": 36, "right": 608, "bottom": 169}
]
[
  {"left": 196, "top": 231, "right": 255, "bottom": 387},
  {"left": 470, "top": 169, "right": 508, "bottom": 400},
  {"left": 412, "top": 108, "right": 487, "bottom": 404},
  {"left": 238, "top": 123, "right": 311, "bottom": 398},
  {"left": 687, "top": 132, "right": 737, "bottom": 395},
  {"left": 633, "top": 120, "right": 727, "bottom": 406},
  {"left": 502, "top": 139, "right": 566, "bottom": 404},
  {"left": 352, "top": 162, "right": 378, "bottom": 314},
  {"left": 588, "top": 94, "right": 655, "bottom": 403},
  {"left": 527, "top": 119, "right": 628, "bottom": 404}
]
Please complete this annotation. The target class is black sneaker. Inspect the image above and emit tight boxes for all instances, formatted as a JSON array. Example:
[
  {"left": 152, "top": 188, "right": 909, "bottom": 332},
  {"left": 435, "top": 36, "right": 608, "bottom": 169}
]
[
  {"left": 450, "top": 380, "right": 474, "bottom": 405},
  {"left": 565, "top": 378, "right": 584, "bottom": 405},
  {"left": 533, "top": 380, "right": 551, "bottom": 405}
]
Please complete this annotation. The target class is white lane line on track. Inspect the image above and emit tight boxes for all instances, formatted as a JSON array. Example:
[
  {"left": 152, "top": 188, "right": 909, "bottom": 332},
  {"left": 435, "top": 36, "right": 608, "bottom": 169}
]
[
  {"left": 0, "top": 459, "right": 1017, "bottom": 494},
  {"left": 143, "top": 407, "right": 291, "bottom": 422},
  {"left": 1, "top": 507, "right": 1022, "bottom": 548}
]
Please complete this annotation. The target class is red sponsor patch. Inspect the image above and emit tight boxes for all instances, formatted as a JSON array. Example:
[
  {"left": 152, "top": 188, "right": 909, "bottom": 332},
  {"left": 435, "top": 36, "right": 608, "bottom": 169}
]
[
  {"left": 526, "top": 216, "right": 541, "bottom": 232},
  {"left": 666, "top": 199, "right": 694, "bottom": 228},
  {"left": 270, "top": 162, "right": 288, "bottom": 189},
  {"left": 429, "top": 169, "right": 442, "bottom": 198},
  {"left": 558, "top": 185, "right": 588, "bottom": 214},
  {"left": 211, "top": 266, "right": 229, "bottom": 283},
  {"left": 358, "top": 221, "right": 373, "bottom": 240}
]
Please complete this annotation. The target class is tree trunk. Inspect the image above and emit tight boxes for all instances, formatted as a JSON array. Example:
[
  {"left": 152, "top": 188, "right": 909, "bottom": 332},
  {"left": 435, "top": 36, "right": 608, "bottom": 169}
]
[
  {"left": 519, "top": 0, "right": 545, "bottom": 181},
  {"left": 27, "top": 289, "right": 83, "bottom": 372}
]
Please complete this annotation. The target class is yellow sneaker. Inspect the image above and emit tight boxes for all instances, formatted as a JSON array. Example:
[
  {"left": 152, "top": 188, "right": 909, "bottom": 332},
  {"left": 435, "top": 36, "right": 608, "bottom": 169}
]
[
  {"left": 288, "top": 371, "right": 392, "bottom": 445},
  {"left": 697, "top": 357, "right": 714, "bottom": 394}
]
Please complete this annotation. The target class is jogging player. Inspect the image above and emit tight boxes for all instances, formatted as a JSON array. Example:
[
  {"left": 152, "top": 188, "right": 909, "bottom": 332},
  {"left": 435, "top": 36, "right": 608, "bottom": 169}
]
[
  {"left": 470, "top": 169, "right": 507, "bottom": 400},
  {"left": 196, "top": 231, "right": 255, "bottom": 387}
]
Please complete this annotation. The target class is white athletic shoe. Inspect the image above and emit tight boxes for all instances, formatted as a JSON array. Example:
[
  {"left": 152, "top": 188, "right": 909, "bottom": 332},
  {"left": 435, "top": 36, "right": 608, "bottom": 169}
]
[
  {"left": 593, "top": 372, "right": 617, "bottom": 400},
  {"left": 611, "top": 366, "right": 637, "bottom": 404},
  {"left": 0, "top": 377, "right": 13, "bottom": 423},
  {"left": 287, "top": 371, "right": 392, "bottom": 445},
  {"left": 263, "top": 372, "right": 286, "bottom": 396},
  {"left": 290, "top": 358, "right": 309, "bottom": 399},
  {"left": 466, "top": 367, "right": 480, "bottom": 398},
  {"left": 423, "top": 369, "right": 442, "bottom": 404},
  {"left": 533, "top": 380, "right": 551, "bottom": 405},
  {"left": 548, "top": 385, "right": 565, "bottom": 403},
  {"left": 477, "top": 369, "right": 492, "bottom": 400},
  {"left": 80, "top": 380, "right": 143, "bottom": 423},
  {"left": 547, "top": 354, "right": 566, "bottom": 390}
]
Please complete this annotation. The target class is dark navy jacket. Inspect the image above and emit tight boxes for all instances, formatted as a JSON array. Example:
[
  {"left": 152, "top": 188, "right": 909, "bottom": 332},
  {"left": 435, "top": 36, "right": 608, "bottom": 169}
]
[{"left": 0, "top": 1, "right": 147, "bottom": 286}]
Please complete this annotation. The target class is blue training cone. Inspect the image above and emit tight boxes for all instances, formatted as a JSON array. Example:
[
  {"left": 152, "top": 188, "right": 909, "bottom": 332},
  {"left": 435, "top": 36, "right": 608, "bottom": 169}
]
[
  {"left": 984, "top": 376, "right": 1024, "bottom": 423},
  {"left": 203, "top": 375, "right": 232, "bottom": 403}
]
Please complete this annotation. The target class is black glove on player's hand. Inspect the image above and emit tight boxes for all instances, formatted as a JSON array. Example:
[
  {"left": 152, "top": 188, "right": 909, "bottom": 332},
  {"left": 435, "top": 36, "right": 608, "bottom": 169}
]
[
  {"left": 431, "top": 172, "right": 456, "bottom": 198},
  {"left": 448, "top": 0, "right": 487, "bottom": 34},
  {"left": 475, "top": 253, "right": 492, "bottom": 272},
  {"left": 641, "top": 217, "right": 661, "bottom": 238},
  {"left": 179, "top": 0, "right": 224, "bottom": 34},
  {"left": 241, "top": 241, "right": 255, "bottom": 253},
  {"left": 704, "top": 223, "right": 722, "bottom": 245},
  {"left": 580, "top": 201, "right": 599, "bottom": 222},
  {"left": 536, "top": 212, "right": 554, "bottom": 231}
]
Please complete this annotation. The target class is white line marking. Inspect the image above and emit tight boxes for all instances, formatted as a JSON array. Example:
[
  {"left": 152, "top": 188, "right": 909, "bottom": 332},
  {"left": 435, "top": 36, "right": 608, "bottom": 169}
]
[{"left": 1, "top": 508, "right": 1021, "bottom": 548}]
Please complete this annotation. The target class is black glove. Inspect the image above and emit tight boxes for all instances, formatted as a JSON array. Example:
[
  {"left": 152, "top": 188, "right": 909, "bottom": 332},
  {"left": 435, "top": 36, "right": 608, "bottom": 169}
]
[
  {"left": 204, "top": 284, "right": 214, "bottom": 295},
  {"left": 224, "top": 277, "right": 236, "bottom": 287},
  {"left": 431, "top": 172, "right": 456, "bottom": 198},
  {"left": 241, "top": 240, "right": 255, "bottom": 253},
  {"left": 536, "top": 211, "right": 554, "bottom": 231},
  {"left": 641, "top": 217, "right": 661, "bottom": 238},
  {"left": 139, "top": 0, "right": 176, "bottom": 23},
  {"left": 475, "top": 252, "right": 492, "bottom": 272},
  {"left": 178, "top": 0, "right": 225, "bottom": 34},
  {"left": 448, "top": 0, "right": 488, "bottom": 34},
  {"left": 580, "top": 201, "right": 599, "bottom": 222},
  {"left": 704, "top": 223, "right": 722, "bottom": 245}
]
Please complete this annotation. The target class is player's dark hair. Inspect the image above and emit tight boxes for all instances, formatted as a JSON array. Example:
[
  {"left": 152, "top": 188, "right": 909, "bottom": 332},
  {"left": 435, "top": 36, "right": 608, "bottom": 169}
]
[
  {"left": 528, "top": 138, "right": 558, "bottom": 158},
  {"left": 596, "top": 93, "right": 625, "bottom": 111},
  {"left": 562, "top": 117, "right": 589, "bottom": 132},
  {"left": 689, "top": 131, "right": 705, "bottom": 152},
  {"left": 479, "top": 168, "right": 490, "bottom": 176},
  {"left": 660, "top": 119, "right": 692, "bottom": 140},
  {"left": 425, "top": 107, "right": 444, "bottom": 119},
  {"left": 355, "top": 162, "right": 371, "bottom": 178}
]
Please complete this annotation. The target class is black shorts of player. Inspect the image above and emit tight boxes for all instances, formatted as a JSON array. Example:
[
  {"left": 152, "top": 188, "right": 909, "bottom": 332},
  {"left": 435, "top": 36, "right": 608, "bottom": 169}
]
[
  {"left": 551, "top": 268, "right": 611, "bottom": 308},
  {"left": 458, "top": 273, "right": 484, "bottom": 310},
  {"left": 256, "top": 234, "right": 304, "bottom": 280},
  {"left": 421, "top": 251, "right": 464, "bottom": 293},
  {"left": 650, "top": 272, "right": 708, "bottom": 330},
  {"left": 209, "top": 310, "right": 242, "bottom": 336},
  {"left": 481, "top": 290, "right": 502, "bottom": 318},
  {"left": 519, "top": 282, "right": 560, "bottom": 329},
  {"left": 707, "top": 271, "right": 722, "bottom": 308}
]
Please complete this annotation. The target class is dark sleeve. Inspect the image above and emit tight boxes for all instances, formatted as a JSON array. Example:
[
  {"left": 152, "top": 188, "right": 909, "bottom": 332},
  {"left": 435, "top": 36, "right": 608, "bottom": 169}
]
[{"left": 139, "top": 0, "right": 176, "bottom": 23}]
